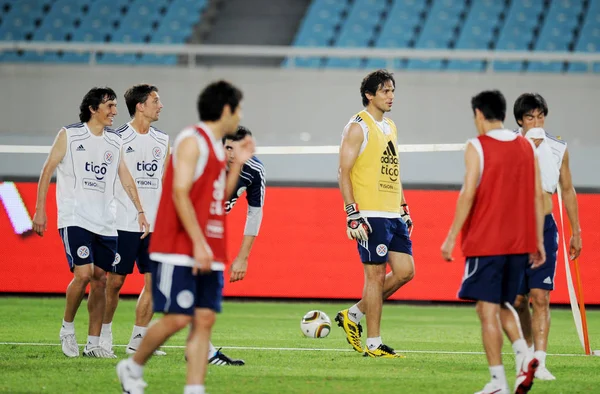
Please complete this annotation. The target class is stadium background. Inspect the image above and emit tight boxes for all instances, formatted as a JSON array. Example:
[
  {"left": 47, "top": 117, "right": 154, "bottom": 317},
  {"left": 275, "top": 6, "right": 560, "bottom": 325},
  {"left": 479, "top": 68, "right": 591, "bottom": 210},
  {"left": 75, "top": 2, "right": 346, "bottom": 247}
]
[{"left": 0, "top": 0, "right": 599, "bottom": 305}]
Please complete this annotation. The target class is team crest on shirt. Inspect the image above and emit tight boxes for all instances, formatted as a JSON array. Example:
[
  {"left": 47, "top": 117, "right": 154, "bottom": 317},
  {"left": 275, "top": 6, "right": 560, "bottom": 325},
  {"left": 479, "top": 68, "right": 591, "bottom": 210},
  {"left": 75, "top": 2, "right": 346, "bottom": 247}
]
[
  {"left": 176, "top": 290, "right": 194, "bottom": 309},
  {"left": 77, "top": 246, "right": 90, "bottom": 259},
  {"left": 376, "top": 244, "right": 388, "bottom": 256},
  {"left": 104, "top": 151, "right": 114, "bottom": 164},
  {"left": 152, "top": 146, "right": 162, "bottom": 159}
]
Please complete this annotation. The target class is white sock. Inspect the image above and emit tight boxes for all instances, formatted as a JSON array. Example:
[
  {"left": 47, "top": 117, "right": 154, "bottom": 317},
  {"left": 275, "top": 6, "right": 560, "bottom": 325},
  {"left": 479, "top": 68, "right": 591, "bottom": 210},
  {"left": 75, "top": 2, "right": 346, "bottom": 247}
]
[
  {"left": 101, "top": 323, "right": 112, "bottom": 337},
  {"left": 208, "top": 341, "right": 217, "bottom": 358},
  {"left": 489, "top": 365, "right": 507, "bottom": 387},
  {"left": 87, "top": 335, "right": 100, "bottom": 347},
  {"left": 61, "top": 320, "right": 75, "bottom": 333},
  {"left": 127, "top": 358, "right": 144, "bottom": 378},
  {"left": 512, "top": 338, "right": 528, "bottom": 357},
  {"left": 183, "top": 385, "right": 205, "bottom": 394},
  {"left": 528, "top": 344, "right": 535, "bottom": 355},
  {"left": 130, "top": 325, "right": 147, "bottom": 342},
  {"left": 534, "top": 350, "right": 547, "bottom": 366},
  {"left": 348, "top": 304, "right": 364, "bottom": 324},
  {"left": 366, "top": 336, "right": 382, "bottom": 350}
]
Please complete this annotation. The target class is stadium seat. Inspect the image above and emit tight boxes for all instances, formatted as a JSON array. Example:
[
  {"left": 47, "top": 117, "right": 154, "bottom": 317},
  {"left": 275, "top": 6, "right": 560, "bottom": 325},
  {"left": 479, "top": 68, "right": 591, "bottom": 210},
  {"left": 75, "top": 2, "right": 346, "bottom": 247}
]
[{"left": 0, "top": 0, "right": 205, "bottom": 65}]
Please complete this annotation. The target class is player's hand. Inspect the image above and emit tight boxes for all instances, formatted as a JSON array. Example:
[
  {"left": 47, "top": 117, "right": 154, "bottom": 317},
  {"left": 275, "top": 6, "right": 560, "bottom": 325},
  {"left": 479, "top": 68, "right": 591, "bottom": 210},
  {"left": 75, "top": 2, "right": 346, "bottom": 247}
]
[
  {"left": 569, "top": 233, "right": 582, "bottom": 260},
  {"left": 400, "top": 204, "right": 413, "bottom": 236},
  {"left": 529, "top": 240, "right": 546, "bottom": 269},
  {"left": 32, "top": 210, "right": 47, "bottom": 237},
  {"left": 229, "top": 256, "right": 248, "bottom": 283},
  {"left": 137, "top": 212, "right": 150, "bottom": 239},
  {"left": 440, "top": 235, "right": 455, "bottom": 261},
  {"left": 233, "top": 135, "right": 256, "bottom": 166},
  {"left": 192, "top": 241, "right": 213, "bottom": 275},
  {"left": 345, "top": 203, "right": 372, "bottom": 241}
]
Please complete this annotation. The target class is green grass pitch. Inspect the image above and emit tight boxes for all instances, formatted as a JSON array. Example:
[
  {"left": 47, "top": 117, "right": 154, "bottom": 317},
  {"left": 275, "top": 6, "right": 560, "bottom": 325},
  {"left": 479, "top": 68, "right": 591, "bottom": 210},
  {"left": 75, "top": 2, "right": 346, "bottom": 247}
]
[{"left": 0, "top": 297, "right": 599, "bottom": 393}]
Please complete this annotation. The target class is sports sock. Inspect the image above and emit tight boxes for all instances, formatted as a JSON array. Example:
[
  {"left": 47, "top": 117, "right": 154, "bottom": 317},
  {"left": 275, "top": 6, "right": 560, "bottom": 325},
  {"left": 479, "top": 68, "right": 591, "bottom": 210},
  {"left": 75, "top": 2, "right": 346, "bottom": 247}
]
[
  {"left": 366, "top": 337, "right": 382, "bottom": 350},
  {"left": 183, "top": 385, "right": 205, "bottom": 394},
  {"left": 533, "top": 350, "right": 547, "bottom": 367},
  {"left": 61, "top": 320, "right": 75, "bottom": 333},
  {"left": 101, "top": 323, "right": 112, "bottom": 337},
  {"left": 208, "top": 341, "right": 217, "bottom": 358},
  {"left": 348, "top": 304, "right": 364, "bottom": 324},
  {"left": 489, "top": 365, "right": 507, "bottom": 388},
  {"left": 87, "top": 335, "right": 100, "bottom": 347}
]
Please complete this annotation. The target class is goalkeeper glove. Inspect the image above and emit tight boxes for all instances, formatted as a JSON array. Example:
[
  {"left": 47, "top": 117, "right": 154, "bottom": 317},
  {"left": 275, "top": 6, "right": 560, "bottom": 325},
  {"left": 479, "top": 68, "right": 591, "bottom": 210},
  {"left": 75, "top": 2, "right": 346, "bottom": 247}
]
[
  {"left": 401, "top": 203, "right": 413, "bottom": 236},
  {"left": 345, "top": 203, "right": 372, "bottom": 241}
]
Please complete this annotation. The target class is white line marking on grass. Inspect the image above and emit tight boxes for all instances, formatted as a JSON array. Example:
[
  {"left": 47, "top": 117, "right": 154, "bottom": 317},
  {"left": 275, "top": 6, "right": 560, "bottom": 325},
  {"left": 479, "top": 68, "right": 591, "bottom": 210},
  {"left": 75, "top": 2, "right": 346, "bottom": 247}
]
[{"left": 0, "top": 342, "right": 591, "bottom": 357}]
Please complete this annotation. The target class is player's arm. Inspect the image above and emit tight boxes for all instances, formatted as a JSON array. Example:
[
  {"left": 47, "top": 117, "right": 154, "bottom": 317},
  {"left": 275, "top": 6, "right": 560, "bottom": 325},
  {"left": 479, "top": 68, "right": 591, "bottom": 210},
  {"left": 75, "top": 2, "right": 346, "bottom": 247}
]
[
  {"left": 441, "top": 143, "right": 480, "bottom": 261},
  {"left": 559, "top": 148, "right": 582, "bottom": 260},
  {"left": 531, "top": 156, "right": 546, "bottom": 268},
  {"left": 162, "top": 144, "right": 171, "bottom": 183},
  {"left": 118, "top": 153, "right": 150, "bottom": 238},
  {"left": 230, "top": 165, "right": 265, "bottom": 283},
  {"left": 339, "top": 123, "right": 371, "bottom": 241},
  {"left": 172, "top": 136, "right": 212, "bottom": 274},
  {"left": 32, "top": 129, "right": 67, "bottom": 236}
]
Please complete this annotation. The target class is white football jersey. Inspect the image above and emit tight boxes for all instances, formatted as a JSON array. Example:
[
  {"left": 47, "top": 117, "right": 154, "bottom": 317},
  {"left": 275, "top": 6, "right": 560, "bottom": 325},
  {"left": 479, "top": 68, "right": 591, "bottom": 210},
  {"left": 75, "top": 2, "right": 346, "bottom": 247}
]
[
  {"left": 114, "top": 122, "right": 169, "bottom": 232},
  {"left": 520, "top": 128, "right": 567, "bottom": 194},
  {"left": 56, "top": 122, "right": 122, "bottom": 236}
]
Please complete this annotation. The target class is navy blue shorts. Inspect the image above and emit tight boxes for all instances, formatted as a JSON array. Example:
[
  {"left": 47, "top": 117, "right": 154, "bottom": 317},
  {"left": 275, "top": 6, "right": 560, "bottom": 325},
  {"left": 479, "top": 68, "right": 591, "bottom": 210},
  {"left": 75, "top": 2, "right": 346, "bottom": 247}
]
[
  {"left": 458, "top": 254, "right": 528, "bottom": 305},
  {"left": 151, "top": 262, "right": 224, "bottom": 315},
  {"left": 356, "top": 217, "right": 412, "bottom": 264},
  {"left": 111, "top": 231, "right": 153, "bottom": 275},
  {"left": 58, "top": 226, "right": 118, "bottom": 272},
  {"left": 519, "top": 214, "right": 559, "bottom": 294}
]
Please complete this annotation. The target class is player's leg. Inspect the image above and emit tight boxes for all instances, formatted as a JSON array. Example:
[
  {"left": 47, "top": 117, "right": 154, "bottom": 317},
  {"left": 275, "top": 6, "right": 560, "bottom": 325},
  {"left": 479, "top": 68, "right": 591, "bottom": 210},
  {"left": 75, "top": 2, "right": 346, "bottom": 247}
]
[
  {"left": 124, "top": 234, "right": 167, "bottom": 355},
  {"left": 127, "top": 272, "right": 168, "bottom": 356},
  {"left": 502, "top": 254, "right": 538, "bottom": 394},
  {"left": 83, "top": 232, "right": 117, "bottom": 358},
  {"left": 101, "top": 230, "right": 137, "bottom": 352},
  {"left": 529, "top": 214, "right": 558, "bottom": 381},
  {"left": 459, "top": 256, "right": 509, "bottom": 393},
  {"left": 117, "top": 262, "right": 195, "bottom": 392},
  {"left": 58, "top": 227, "right": 94, "bottom": 357},
  {"left": 100, "top": 272, "right": 125, "bottom": 352},
  {"left": 335, "top": 218, "right": 388, "bottom": 354},
  {"left": 186, "top": 271, "right": 224, "bottom": 391},
  {"left": 514, "top": 294, "right": 533, "bottom": 349},
  {"left": 357, "top": 218, "right": 414, "bottom": 307}
]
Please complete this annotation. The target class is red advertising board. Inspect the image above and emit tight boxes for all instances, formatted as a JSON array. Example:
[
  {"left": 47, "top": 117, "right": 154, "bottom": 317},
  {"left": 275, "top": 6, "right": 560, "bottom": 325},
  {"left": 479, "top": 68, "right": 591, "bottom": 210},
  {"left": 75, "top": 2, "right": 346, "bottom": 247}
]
[{"left": 1, "top": 182, "right": 599, "bottom": 304}]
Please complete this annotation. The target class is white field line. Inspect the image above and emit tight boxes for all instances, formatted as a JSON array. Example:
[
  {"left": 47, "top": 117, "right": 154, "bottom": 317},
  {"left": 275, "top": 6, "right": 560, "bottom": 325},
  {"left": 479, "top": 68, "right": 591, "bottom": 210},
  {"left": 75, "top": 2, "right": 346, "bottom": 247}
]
[{"left": 0, "top": 342, "right": 594, "bottom": 357}]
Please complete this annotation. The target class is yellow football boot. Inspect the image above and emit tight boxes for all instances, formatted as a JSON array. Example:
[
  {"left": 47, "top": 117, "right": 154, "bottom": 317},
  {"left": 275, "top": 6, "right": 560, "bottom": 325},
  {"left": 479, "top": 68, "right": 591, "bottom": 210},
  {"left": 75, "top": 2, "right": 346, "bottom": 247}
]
[{"left": 334, "top": 309, "right": 363, "bottom": 353}]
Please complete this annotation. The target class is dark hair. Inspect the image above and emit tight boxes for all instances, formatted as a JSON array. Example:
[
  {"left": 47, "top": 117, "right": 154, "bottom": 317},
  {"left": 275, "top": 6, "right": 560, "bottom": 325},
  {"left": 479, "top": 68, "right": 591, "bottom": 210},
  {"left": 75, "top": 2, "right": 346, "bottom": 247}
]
[
  {"left": 513, "top": 93, "right": 549, "bottom": 126},
  {"left": 197, "top": 80, "right": 243, "bottom": 122},
  {"left": 124, "top": 84, "right": 158, "bottom": 117},
  {"left": 223, "top": 125, "right": 252, "bottom": 144},
  {"left": 360, "top": 69, "right": 395, "bottom": 107},
  {"left": 471, "top": 90, "right": 506, "bottom": 122},
  {"left": 79, "top": 87, "right": 117, "bottom": 122}
]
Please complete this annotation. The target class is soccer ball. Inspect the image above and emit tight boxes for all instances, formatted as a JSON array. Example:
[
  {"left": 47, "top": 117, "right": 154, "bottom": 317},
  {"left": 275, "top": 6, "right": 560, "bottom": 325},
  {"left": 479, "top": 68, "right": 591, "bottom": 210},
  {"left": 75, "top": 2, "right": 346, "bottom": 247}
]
[{"left": 300, "top": 310, "right": 331, "bottom": 338}]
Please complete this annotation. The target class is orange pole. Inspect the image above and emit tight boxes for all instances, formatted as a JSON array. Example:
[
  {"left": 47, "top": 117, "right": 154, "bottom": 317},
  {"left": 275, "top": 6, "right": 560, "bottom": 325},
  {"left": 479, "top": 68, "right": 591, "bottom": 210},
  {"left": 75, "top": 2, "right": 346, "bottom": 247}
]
[{"left": 566, "top": 220, "right": 592, "bottom": 355}]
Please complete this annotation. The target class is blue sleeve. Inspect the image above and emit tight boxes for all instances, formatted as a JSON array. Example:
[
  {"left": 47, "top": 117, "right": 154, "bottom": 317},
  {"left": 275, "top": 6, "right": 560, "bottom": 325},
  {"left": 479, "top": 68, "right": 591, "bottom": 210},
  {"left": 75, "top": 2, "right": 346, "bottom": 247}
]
[{"left": 245, "top": 158, "right": 265, "bottom": 208}]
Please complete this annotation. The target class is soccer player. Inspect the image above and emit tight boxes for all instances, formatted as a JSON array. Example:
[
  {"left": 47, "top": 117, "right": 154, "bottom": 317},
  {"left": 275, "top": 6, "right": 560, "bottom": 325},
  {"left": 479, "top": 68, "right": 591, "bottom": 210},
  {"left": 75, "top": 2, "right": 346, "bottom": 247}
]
[
  {"left": 204, "top": 125, "right": 266, "bottom": 366},
  {"left": 100, "top": 84, "right": 169, "bottom": 356},
  {"left": 441, "top": 90, "right": 546, "bottom": 394},
  {"left": 507, "top": 93, "right": 582, "bottom": 380},
  {"left": 336, "top": 70, "right": 415, "bottom": 358},
  {"left": 32, "top": 87, "right": 149, "bottom": 358},
  {"left": 116, "top": 80, "right": 255, "bottom": 394}
]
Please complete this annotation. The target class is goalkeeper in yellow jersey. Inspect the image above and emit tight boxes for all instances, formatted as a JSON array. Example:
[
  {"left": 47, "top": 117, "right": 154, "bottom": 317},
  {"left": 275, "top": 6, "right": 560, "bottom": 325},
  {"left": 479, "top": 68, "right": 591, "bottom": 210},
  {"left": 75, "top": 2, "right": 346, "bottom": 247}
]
[{"left": 336, "top": 70, "right": 415, "bottom": 358}]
